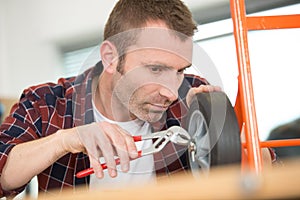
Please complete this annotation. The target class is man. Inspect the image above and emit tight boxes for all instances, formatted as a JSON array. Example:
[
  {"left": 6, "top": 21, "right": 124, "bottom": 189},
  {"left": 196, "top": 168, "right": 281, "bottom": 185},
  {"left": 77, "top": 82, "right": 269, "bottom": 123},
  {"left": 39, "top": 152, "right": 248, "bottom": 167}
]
[
  {"left": 0, "top": 0, "right": 222, "bottom": 197},
  {"left": 267, "top": 118, "right": 300, "bottom": 159}
]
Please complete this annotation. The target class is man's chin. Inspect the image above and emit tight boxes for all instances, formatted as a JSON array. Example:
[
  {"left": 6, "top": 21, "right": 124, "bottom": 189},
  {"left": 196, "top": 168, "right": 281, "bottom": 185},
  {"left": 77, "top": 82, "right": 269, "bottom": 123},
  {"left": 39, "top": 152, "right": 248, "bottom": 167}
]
[{"left": 143, "top": 111, "right": 166, "bottom": 123}]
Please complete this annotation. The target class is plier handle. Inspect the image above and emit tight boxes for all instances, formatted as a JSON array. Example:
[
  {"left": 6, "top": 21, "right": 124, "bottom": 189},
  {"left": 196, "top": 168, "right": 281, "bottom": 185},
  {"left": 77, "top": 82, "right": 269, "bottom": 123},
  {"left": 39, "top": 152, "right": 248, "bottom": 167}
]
[{"left": 76, "top": 126, "right": 190, "bottom": 178}]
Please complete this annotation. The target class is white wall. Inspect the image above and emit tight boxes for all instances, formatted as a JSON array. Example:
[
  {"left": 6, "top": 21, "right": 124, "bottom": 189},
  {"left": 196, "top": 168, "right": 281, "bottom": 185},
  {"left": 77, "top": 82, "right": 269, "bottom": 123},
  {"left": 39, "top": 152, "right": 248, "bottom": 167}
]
[
  {"left": 0, "top": 0, "right": 8, "bottom": 96},
  {"left": 0, "top": 0, "right": 117, "bottom": 98}
]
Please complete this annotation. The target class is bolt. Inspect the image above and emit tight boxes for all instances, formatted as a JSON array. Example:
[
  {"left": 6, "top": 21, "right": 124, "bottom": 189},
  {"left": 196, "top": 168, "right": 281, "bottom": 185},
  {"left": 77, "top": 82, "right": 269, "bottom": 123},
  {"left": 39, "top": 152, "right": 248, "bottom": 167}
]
[{"left": 189, "top": 142, "right": 196, "bottom": 162}]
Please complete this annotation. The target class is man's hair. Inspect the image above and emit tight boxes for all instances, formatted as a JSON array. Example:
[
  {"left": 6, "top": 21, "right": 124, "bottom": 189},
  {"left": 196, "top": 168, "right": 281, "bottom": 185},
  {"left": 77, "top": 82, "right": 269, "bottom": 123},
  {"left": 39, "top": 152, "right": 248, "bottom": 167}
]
[
  {"left": 104, "top": 0, "right": 197, "bottom": 40},
  {"left": 103, "top": 0, "right": 197, "bottom": 71}
]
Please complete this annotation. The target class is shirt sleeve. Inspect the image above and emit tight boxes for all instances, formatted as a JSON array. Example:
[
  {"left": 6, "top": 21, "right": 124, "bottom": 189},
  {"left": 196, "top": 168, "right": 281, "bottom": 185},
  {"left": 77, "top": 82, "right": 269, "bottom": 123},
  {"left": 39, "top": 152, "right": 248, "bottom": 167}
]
[{"left": 0, "top": 96, "right": 42, "bottom": 197}]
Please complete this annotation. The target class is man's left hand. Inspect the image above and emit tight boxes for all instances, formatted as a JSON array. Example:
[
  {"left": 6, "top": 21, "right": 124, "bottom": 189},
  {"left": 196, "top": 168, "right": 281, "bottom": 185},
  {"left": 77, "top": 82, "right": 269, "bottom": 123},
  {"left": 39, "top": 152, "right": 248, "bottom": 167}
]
[{"left": 186, "top": 85, "right": 222, "bottom": 107}]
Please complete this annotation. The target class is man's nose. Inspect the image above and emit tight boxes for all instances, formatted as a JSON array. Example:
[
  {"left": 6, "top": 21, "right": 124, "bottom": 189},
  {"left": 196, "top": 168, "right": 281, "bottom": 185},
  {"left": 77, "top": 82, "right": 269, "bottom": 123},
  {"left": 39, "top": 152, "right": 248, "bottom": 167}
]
[{"left": 159, "top": 86, "right": 178, "bottom": 102}]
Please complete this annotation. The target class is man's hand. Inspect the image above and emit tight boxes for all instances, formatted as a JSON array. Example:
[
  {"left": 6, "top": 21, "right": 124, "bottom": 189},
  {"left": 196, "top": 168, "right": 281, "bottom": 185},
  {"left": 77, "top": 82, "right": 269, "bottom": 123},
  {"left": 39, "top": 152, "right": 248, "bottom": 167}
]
[
  {"left": 186, "top": 85, "right": 222, "bottom": 107},
  {"left": 61, "top": 122, "right": 138, "bottom": 178}
]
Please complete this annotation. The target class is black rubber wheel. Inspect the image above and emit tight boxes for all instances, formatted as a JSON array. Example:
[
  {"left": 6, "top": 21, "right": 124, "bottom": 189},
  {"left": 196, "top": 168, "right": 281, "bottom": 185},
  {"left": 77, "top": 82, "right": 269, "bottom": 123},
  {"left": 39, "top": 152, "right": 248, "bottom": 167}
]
[{"left": 185, "top": 91, "right": 241, "bottom": 176}]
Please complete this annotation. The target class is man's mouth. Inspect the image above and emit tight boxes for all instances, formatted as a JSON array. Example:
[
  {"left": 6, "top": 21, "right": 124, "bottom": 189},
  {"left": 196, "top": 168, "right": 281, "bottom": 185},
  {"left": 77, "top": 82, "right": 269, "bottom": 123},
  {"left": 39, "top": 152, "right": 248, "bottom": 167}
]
[{"left": 149, "top": 103, "right": 169, "bottom": 111}]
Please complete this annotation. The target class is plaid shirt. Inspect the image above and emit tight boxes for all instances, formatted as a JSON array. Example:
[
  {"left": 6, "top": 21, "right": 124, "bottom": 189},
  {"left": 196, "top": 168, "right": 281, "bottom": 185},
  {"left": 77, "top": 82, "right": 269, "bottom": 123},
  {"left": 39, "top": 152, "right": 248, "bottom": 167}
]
[{"left": 0, "top": 61, "right": 207, "bottom": 197}]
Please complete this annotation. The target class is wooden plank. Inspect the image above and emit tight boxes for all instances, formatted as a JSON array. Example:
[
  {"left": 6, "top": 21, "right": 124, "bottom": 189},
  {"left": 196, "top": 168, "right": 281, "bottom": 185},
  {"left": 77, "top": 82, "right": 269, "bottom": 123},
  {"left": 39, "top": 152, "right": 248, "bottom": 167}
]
[{"left": 35, "top": 159, "right": 300, "bottom": 200}]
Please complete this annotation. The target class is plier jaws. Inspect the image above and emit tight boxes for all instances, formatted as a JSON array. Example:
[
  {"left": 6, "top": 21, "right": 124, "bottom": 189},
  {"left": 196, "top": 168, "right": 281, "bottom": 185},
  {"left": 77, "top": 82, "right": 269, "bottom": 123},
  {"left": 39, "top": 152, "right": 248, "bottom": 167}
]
[
  {"left": 135, "top": 126, "right": 191, "bottom": 156},
  {"left": 137, "top": 129, "right": 174, "bottom": 156}
]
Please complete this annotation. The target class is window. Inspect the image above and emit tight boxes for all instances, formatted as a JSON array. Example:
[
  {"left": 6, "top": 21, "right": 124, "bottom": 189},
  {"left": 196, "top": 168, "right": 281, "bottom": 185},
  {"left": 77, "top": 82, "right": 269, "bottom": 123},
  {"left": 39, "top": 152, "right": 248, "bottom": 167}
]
[{"left": 63, "top": 45, "right": 100, "bottom": 77}]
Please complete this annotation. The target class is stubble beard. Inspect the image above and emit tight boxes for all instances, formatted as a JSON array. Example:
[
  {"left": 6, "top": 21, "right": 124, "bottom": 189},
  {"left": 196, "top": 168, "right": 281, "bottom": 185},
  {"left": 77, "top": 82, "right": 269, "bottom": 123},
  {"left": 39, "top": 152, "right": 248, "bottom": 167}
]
[
  {"left": 128, "top": 93, "right": 172, "bottom": 123},
  {"left": 129, "top": 102, "right": 166, "bottom": 123}
]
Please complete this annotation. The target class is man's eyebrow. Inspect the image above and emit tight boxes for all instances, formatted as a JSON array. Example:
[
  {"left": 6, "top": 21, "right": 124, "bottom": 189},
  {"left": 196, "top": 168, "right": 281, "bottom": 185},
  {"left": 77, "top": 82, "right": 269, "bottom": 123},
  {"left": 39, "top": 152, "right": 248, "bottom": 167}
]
[
  {"left": 143, "top": 62, "right": 192, "bottom": 71},
  {"left": 179, "top": 64, "right": 192, "bottom": 72},
  {"left": 143, "top": 63, "right": 173, "bottom": 70}
]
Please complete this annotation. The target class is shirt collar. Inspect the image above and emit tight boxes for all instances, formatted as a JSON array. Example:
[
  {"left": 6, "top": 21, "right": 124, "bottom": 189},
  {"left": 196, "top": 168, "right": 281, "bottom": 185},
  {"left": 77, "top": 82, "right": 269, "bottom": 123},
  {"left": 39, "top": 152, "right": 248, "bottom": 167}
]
[{"left": 72, "top": 61, "right": 103, "bottom": 126}]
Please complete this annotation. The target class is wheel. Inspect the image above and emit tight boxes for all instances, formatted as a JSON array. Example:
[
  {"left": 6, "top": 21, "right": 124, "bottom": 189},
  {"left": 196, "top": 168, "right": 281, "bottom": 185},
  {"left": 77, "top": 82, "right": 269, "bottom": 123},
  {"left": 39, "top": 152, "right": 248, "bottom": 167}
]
[{"left": 185, "top": 91, "right": 241, "bottom": 176}]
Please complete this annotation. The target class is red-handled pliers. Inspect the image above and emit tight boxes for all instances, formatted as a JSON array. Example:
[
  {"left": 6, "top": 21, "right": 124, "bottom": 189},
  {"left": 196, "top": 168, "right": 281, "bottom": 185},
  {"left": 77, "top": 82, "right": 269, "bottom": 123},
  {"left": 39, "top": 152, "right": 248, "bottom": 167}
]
[{"left": 75, "top": 126, "right": 190, "bottom": 178}]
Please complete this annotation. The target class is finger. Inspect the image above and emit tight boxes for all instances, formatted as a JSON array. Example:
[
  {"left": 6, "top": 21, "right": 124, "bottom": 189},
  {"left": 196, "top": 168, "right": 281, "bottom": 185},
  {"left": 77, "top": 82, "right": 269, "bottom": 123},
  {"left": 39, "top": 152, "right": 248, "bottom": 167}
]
[
  {"left": 97, "top": 137, "right": 118, "bottom": 178},
  {"left": 193, "top": 85, "right": 222, "bottom": 93},
  {"left": 186, "top": 88, "right": 196, "bottom": 108},
  {"left": 212, "top": 85, "right": 222, "bottom": 91},
  {"left": 186, "top": 85, "right": 222, "bottom": 108},
  {"left": 97, "top": 122, "right": 123, "bottom": 177},
  {"left": 105, "top": 124, "right": 131, "bottom": 173},
  {"left": 76, "top": 123, "right": 105, "bottom": 178},
  {"left": 116, "top": 125, "right": 138, "bottom": 159},
  {"left": 88, "top": 154, "right": 104, "bottom": 178},
  {"left": 195, "top": 85, "right": 213, "bottom": 92},
  {"left": 125, "top": 135, "right": 139, "bottom": 159},
  {"left": 84, "top": 137, "right": 104, "bottom": 178},
  {"left": 77, "top": 122, "right": 119, "bottom": 178}
]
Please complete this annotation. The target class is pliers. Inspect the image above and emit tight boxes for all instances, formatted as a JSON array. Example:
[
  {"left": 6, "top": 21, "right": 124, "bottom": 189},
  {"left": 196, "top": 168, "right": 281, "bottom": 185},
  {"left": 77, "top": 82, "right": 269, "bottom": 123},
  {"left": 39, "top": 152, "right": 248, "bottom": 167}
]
[{"left": 76, "top": 126, "right": 190, "bottom": 178}]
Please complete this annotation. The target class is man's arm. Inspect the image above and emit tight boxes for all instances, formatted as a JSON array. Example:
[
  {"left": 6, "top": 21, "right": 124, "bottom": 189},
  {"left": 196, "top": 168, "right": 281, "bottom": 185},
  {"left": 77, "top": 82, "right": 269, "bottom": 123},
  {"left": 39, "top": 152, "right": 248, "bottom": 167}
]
[
  {"left": 0, "top": 122, "right": 138, "bottom": 192},
  {"left": 0, "top": 132, "right": 68, "bottom": 191}
]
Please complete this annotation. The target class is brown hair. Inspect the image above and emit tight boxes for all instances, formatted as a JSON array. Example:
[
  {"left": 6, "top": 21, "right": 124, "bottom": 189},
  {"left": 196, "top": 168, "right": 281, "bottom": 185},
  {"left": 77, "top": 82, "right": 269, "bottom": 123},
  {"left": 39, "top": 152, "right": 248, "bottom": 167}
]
[
  {"left": 103, "top": 0, "right": 197, "bottom": 71},
  {"left": 104, "top": 0, "right": 197, "bottom": 39}
]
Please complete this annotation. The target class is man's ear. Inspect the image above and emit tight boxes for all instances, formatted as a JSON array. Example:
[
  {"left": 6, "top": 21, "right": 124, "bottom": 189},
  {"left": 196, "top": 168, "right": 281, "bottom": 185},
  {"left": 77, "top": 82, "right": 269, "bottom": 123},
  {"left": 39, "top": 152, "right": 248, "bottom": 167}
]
[{"left": 100, "top": 41, "right": 118, "bottom": 73}]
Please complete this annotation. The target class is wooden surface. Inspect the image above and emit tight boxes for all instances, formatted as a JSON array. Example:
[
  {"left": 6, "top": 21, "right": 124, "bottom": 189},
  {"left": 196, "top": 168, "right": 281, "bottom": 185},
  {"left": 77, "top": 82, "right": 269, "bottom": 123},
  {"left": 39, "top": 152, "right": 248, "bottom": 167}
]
[{"left": 35, "top": 158, "right": 300, "bottom": 200}]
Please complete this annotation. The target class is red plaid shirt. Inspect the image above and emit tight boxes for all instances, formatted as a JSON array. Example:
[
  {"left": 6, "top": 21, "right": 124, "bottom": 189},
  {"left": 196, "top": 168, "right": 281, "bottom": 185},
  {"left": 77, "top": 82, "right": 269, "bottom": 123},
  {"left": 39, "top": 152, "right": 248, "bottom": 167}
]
[{"left": 0, "top": 61, "right": 207, "bottom": 197}]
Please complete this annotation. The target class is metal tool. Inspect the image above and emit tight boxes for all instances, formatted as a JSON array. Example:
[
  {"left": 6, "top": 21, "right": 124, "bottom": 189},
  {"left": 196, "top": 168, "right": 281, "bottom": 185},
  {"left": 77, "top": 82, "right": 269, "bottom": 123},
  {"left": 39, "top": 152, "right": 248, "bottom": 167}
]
[{"left": 76, "top": 126, "right": 190, "bottom": 178}]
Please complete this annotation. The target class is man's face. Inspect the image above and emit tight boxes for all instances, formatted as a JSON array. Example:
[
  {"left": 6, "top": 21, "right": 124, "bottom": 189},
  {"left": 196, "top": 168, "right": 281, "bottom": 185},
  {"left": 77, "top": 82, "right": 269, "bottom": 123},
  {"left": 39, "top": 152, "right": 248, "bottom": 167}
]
[{"left": 112, "top": 28, "right": 192, "bottom": 122}]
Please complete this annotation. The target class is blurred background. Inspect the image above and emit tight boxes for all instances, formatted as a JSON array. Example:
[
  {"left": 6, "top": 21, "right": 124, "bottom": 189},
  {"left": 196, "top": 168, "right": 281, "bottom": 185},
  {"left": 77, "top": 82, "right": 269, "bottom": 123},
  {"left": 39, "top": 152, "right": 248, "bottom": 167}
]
[
  {"left": 0, "top": 0, "right": 300, "bottom": 150},
  {"left": 0, "top": 0, "right": 300, "bottom": 198}
]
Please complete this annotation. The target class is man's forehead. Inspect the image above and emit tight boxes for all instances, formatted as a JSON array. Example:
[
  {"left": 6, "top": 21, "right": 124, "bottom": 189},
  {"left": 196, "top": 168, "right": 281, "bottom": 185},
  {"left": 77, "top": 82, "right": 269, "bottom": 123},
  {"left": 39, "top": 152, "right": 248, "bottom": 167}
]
[{"left": 131, "top": 28, "right": 193, "bottom": 62}]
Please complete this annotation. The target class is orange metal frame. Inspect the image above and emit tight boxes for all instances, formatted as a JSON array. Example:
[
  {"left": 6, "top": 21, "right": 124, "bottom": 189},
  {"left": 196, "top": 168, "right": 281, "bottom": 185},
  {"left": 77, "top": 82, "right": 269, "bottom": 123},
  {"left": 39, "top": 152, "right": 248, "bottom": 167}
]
[{"left": 230, "top": 0, "right": 300, "bottom": 173}]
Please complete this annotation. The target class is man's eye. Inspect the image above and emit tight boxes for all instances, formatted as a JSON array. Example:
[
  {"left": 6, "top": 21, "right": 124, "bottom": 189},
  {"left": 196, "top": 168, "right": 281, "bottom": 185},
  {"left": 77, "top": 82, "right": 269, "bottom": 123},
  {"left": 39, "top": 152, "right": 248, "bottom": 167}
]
[
  {"left": 177, "top": 68, "right": 185, "bottom": 74},
  {"left": 150, "top": 67, "right": 162, "bottom": 73}
]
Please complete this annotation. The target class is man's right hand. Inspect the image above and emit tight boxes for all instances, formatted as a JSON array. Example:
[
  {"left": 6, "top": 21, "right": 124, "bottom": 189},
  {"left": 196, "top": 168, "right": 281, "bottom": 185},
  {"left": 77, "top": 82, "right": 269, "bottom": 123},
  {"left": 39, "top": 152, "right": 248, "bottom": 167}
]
[{"left": 60, "top": 122, "right": 138, "bottom": 178}]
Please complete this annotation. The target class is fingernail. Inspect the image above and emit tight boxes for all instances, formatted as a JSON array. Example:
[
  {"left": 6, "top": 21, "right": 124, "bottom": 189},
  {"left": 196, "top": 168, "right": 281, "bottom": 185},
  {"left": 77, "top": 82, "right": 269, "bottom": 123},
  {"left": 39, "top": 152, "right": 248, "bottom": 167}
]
[
  {"left": 96, "top": 170, "right": 103, "bottom": 179},
  {"left": 110, "top": 169, "right": 117, "bottom": 177},
  {"left": 122, "top": 163, "right": 129, "bottom": 172},
  {"left": 130, "top": 150, "right": 138, "bottom": 158}
]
